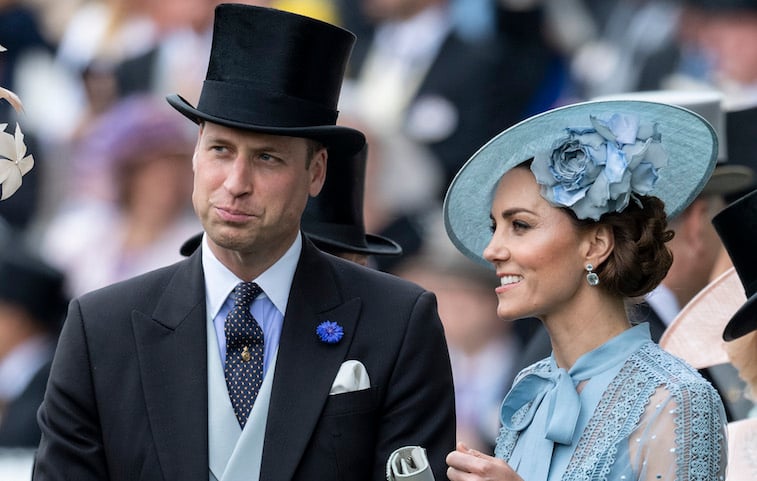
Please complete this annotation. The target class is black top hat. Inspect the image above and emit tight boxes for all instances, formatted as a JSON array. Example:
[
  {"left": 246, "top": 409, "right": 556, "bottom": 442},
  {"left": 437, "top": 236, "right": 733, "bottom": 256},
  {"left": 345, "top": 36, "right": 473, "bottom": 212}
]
[
  {"left": 724, "top": 105, "right": 757, "bottom": 202},
  {"left": 302, "top": 144, "right": 402, "bottom": 256},
  {"left": 167, "top": 4, "right": 365, "bottom": 158},
  {"left": 712, "top": 188, "right": 757, "bottom": 340},
  {"left": 0, "top": 244, "right": 68, "bottom": 331}
]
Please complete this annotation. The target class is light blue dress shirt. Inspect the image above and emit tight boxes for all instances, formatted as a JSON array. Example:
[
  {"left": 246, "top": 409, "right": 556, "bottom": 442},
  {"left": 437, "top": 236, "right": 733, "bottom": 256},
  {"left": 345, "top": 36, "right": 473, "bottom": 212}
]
[{"left": 201, "top": 233, "right": 301, "bottom": 376}]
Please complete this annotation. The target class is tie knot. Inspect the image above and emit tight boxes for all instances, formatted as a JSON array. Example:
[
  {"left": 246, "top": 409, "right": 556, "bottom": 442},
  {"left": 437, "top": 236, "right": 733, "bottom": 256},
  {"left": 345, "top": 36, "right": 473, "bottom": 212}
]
[{"left": 233, "top": 282, "right": 262, "bottom": 308}]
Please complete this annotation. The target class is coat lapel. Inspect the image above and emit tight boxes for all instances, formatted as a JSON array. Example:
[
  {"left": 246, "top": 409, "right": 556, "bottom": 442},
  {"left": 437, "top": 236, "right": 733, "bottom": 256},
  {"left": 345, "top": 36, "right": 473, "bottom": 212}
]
[
  {"left": 131, "top": 251, "right": 209, "bottom": 481},
  {"left": 260, "top": 239, "right": 362, "bottom": 481}
]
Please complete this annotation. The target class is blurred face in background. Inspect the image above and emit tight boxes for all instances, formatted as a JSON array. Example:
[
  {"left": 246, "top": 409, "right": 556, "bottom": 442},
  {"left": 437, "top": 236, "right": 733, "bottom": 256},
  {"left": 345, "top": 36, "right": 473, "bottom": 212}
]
[
  {"left": 682, "top": 8, "right": 757, "bottom": 85},
  {"left": 119, "top": 151, "right": 194, "bottom": 223},
  {"left": 147, "top": 0, "right": 272, "bottom": 33},
  {"left": 0, "top": 302, "right": 40, "bottom": 360},
  {"left": 361, "top": 0, "right": 440, "bottom": 21}
]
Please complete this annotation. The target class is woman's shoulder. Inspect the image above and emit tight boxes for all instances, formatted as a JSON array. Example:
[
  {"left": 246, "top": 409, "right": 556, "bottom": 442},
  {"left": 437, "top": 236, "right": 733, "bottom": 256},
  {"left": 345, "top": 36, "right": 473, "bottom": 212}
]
[{"left": 632, "top": 342, "right": 721, "bottom": 395}]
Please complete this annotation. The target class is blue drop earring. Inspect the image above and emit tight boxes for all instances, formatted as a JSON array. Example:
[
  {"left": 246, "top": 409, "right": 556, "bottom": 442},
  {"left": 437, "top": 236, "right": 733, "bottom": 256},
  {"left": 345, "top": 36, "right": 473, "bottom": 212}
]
[{"left": 586, "top": 264, "right": 599, "bottom": 286}]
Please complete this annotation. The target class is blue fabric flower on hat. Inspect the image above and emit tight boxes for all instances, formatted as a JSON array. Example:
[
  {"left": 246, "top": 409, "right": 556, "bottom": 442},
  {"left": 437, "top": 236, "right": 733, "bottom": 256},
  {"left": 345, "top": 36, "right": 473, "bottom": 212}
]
[
  {"left": 316, "top": 321, "right": 344, "bottom": 344},
  {"left": 531, "top": 113, "right": 668, "bottom": 220}
]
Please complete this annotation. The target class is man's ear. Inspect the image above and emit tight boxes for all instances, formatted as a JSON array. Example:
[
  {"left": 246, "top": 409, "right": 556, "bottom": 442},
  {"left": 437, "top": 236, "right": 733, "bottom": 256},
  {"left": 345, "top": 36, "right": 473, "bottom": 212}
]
[
  {"left": 677, "top": 197, "right": 709, "bottom": 246},
  {"left": 308, "top": 148, "right": 327, "bottom": 197}
]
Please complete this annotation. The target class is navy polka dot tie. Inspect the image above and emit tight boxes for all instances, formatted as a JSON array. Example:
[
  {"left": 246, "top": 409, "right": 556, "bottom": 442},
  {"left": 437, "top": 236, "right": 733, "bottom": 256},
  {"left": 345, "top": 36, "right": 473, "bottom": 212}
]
[{"left": 224, "top": 281, "right": 264, "bottom": 428}]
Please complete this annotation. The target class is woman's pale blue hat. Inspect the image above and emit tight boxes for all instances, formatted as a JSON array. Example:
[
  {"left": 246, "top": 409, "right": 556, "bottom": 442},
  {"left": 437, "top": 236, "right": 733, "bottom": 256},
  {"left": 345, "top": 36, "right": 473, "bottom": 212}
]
[{"left": 443, "top": 99, "right": 718, "bottom": 266}]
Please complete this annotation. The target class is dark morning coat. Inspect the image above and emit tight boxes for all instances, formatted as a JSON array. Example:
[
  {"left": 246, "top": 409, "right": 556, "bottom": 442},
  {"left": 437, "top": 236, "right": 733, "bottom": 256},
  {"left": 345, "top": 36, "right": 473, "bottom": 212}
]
[{"left": 33, "top": 236, "right": 456, "bottom": 481}]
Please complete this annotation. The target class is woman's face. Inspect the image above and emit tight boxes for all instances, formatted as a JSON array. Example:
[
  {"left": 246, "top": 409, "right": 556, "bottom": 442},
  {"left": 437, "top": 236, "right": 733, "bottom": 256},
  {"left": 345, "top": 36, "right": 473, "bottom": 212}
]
[{"left": 483, "top": 167, "right": 592, "bottom": 322}]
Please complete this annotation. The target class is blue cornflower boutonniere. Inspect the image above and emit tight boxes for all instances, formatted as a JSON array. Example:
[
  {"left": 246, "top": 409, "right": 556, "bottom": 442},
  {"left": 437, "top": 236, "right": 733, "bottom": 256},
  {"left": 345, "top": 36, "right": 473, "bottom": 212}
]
[{"left": 316, "top": 321, "right": 344, "bottom": 344}]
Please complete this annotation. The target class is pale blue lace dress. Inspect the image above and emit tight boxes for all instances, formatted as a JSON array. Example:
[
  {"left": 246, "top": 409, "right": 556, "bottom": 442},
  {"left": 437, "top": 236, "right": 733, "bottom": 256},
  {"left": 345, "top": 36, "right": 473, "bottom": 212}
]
[{"left": 495, "top": 324, "right": 728, "bottom": 481}]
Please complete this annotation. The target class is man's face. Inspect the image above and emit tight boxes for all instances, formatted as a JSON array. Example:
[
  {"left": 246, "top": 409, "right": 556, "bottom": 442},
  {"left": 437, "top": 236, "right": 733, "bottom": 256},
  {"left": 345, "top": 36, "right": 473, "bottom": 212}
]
[
  {"left": 693, "top": 11, "right": 757, "bottom": 84},
  {"left": 192, "top": 122, "right": 326, "bottom": 268},
  {"left": 361, "top": 0, "right": 436, "bottom": 21}
]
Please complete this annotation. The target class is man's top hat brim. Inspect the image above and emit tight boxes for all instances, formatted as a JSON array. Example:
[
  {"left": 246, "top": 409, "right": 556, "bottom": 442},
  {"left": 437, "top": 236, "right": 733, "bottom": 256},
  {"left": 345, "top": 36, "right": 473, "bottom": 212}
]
[
  {"left": 306, "top": 230, "right": 403, "bottom": 256},
  {"left": 167, "top": 94, "right": 366, "bottom": 158},
  {"left": 179, "top": 232, "right": 202, "bottom": 257},
  {"left": 723, "top": 294, "right": 757, "bottom": 341}
]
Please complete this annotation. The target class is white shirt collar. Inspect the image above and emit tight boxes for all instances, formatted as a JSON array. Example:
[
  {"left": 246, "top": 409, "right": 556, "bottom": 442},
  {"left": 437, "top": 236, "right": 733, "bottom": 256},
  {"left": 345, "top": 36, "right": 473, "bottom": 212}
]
[
  {"left": 0, "top": 335, "right": 54, "bottom": 401},
  {"left": 201, "top": 233, "right": 302, "bottom": 319},
  {"left": 644, "top": 283, "right": 680, "bottom": 327}
]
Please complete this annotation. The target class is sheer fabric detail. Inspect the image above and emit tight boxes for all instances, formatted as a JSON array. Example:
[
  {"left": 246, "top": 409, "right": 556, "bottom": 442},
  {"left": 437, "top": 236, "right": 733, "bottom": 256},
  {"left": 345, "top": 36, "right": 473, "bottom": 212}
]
[{"left": 495, "top": 343, "right": 727, "bottom": 480}]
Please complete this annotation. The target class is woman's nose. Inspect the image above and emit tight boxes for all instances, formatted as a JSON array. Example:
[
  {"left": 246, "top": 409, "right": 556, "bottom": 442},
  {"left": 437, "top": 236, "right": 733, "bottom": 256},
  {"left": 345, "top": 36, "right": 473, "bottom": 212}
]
[{"left": 483, "top": 232, "right": 509, "bottom": 265}]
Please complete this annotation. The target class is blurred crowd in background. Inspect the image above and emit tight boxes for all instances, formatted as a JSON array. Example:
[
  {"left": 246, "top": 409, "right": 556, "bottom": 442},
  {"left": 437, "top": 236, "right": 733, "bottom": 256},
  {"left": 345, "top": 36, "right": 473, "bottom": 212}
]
[{"left": 0, "top": 0, "right": 756, "bottom": 464}]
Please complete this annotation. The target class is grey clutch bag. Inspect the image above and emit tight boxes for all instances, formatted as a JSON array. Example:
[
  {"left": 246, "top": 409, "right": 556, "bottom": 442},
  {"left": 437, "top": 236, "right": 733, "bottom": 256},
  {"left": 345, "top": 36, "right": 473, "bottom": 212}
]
[{"left": 386, "top": 446, "right": 435, "bottom": 481}]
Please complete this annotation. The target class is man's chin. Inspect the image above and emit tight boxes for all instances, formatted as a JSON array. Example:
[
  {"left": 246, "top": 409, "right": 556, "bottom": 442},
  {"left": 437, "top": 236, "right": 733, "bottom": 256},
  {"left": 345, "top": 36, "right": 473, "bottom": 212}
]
[{"left": 205, "top": 227, "right": 253, "bottom": 252}]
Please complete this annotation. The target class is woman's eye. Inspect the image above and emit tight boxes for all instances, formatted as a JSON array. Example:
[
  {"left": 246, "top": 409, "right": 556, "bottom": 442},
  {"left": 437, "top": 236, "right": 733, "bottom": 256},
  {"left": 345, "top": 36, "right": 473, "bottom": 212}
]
[
  {"left": 489, "top": 219, "right": 496, "bottom": 233},
  {"left": 512, "top": 220, "right": 530, "bottom": 231}
]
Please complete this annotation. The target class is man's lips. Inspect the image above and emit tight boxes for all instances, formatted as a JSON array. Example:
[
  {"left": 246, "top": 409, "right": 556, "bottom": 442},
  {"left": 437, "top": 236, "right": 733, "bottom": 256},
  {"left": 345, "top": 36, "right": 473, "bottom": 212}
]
[{"left": 215, "top": 206, "right": 255, "bottom": 223}]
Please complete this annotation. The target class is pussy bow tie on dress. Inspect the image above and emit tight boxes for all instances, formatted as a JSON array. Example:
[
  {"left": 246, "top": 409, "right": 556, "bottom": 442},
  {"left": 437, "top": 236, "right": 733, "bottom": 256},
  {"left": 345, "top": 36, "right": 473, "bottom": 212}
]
[
  {"left": 500, "top": 325, "right": 651, "bottom": 446},
  {"left": 501, "top": 366, "right": 582, "bottom": 445}
]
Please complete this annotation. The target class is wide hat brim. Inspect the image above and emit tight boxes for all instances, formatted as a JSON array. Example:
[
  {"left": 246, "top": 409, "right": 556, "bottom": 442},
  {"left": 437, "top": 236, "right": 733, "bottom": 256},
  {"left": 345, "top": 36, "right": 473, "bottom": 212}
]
[
  {"left": 167, "top": 94, "right": 366, "bottom": 158},
  {"left": 444, "top": 99, "right": 718, "bottom": 267},
  {"left": 306, "top": 230, "right": 403, "bottom": 256},
  {"left": 659, "top": 268, "right": 744, "bottom": 367}
]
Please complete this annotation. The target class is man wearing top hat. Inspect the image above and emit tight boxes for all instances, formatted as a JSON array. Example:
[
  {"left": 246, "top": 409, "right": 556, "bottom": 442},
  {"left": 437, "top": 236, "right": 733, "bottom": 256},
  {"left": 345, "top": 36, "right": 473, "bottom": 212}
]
[{"left": 33, "top": 4, "right": 456, "bottom": 481}]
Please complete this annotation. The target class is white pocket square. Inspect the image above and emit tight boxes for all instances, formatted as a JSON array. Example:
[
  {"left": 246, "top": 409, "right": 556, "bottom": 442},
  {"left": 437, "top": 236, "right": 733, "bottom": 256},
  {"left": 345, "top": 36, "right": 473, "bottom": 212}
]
[{"left": 329, "top": 360, "right": 370, "bottom": 394}]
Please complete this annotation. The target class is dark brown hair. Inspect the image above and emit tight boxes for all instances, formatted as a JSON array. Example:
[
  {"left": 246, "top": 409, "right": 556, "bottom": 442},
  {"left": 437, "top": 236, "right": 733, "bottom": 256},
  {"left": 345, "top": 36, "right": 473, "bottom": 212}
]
[{"left": 570, "top": 195, "right": 674, "bottom": 298}]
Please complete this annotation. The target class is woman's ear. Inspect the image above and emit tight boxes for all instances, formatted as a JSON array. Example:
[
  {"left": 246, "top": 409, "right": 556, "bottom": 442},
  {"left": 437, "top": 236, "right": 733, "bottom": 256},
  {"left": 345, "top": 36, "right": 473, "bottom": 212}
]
[{"left": 584, "top": 223, "right": 614, "bottom": 267}]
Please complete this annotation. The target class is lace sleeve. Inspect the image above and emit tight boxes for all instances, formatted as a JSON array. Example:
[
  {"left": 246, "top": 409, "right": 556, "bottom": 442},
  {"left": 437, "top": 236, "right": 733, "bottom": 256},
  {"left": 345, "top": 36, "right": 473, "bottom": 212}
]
[{"left": 628, "top": 382, "right": 727, "bottom": 480}]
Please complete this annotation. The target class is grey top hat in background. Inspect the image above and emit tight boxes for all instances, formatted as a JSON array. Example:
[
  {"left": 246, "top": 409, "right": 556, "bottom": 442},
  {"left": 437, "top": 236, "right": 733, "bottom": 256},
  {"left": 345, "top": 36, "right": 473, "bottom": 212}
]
[
  {"left": 593, "top": 90, "right": 754, "bottom": 199},
  {"left": 302, "top": 145, "right": 402, "bottom": 257},
  {"left": 167, "top": 4, "right": 365, "bottom": 158},
  {"left": 712, "top": 188, "right": 757, "bottom": 340}
]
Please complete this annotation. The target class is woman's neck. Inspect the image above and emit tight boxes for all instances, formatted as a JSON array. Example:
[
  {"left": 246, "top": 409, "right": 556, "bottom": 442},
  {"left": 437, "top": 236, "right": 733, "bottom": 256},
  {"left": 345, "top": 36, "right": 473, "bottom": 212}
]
[{"left": 543, "top": 295, "right": 631, "bottom": 370}]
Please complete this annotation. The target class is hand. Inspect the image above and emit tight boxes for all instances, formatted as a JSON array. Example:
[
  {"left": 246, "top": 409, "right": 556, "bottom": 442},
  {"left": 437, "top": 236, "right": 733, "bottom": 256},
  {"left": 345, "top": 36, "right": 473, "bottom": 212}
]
[{"left": 446, "top": 442, "right": 523, "bottom": 481}]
